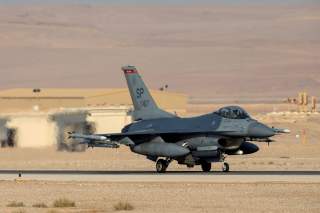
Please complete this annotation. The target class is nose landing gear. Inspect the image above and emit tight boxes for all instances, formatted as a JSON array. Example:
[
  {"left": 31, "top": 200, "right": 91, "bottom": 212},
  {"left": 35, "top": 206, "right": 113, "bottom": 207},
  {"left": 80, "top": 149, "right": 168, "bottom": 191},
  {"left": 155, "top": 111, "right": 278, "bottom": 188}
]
[
  {"left": 222, "top": 162, "right": 230, "bottom": 172},
  {"left": 221, "top": 154, "right": 230, "bottom": 172},
  {"left": 221, "top": 153, "right": 230, "bottom": 172}
]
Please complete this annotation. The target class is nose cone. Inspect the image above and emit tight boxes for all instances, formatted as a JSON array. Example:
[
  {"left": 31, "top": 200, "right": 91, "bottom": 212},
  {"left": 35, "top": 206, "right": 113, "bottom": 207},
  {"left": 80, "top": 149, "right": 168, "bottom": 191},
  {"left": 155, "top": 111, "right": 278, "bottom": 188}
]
[{"left": 248, "top": 122, "right": 275, "bottom": 138}]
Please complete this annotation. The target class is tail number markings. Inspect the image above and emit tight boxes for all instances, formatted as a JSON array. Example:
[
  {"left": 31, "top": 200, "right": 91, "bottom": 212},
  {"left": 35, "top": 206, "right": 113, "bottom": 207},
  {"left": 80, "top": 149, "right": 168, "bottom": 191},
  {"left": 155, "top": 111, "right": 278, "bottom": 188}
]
[{"left": 136, "top": 88, "right": 144, "bottom": 99}]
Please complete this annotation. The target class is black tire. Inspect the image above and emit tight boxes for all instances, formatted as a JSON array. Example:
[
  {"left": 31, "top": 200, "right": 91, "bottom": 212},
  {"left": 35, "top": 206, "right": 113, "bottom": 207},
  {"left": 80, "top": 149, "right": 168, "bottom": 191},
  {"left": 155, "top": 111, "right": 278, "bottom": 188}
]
[
  {"left": 201, "top": 162, "right": 212, "bottom": 172},
  {"left": 222, "top": 162, "right": 230, "bottom": 172},
  {"left": 156, "top": 159, "right": 168, "bottom": 173}
]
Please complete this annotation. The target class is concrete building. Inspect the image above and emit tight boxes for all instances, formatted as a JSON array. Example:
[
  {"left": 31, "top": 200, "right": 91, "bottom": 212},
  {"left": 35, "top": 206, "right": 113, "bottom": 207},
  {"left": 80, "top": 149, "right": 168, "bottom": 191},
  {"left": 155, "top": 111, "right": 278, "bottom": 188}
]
[
  {"left": 5, "top": 112, "right": 56, "bottom": 148},
  {"left": 0, "top": 88, "right": 187, "bottom": 149},
  {"left": 0, "top": 117, "right": 10, "bottom": 147}
]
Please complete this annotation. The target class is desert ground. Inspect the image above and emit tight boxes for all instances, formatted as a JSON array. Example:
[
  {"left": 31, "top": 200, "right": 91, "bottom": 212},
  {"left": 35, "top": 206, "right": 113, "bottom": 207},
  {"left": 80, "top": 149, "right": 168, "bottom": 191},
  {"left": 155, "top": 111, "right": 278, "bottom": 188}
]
[
  {"left": 0, "top": 180, "right": 319, "bottom": 213},
  {"left": 0, "top": 1, "right": 320, "bottom": 213},
  {"left": 0, "top": 3, "right": 319, "bottom": 101}
]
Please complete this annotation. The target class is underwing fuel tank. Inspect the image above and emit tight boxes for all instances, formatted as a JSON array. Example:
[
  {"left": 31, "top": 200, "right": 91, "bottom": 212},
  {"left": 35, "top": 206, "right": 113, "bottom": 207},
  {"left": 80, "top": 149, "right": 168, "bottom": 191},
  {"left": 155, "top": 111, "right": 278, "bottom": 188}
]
[{"left": 132, "top": 140, "right": 190, "bottom": 157}]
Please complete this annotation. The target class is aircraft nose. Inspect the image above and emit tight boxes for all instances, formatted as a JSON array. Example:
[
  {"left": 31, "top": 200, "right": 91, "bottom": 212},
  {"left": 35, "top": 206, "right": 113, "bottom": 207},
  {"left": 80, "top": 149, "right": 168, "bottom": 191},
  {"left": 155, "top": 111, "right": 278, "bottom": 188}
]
[{"left": 248, "top": 122, "right": 275, "bottom": 138}]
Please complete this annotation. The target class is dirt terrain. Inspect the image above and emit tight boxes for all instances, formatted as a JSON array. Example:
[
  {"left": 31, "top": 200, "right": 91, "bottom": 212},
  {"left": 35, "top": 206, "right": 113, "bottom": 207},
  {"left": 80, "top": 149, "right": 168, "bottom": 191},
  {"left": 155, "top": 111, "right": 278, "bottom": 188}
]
[
  {"left": 0, "top": 180, "right": 319, "bottom": 213},
  {"left": 0, "top": 3, "right": 319, "bottom": 101}
]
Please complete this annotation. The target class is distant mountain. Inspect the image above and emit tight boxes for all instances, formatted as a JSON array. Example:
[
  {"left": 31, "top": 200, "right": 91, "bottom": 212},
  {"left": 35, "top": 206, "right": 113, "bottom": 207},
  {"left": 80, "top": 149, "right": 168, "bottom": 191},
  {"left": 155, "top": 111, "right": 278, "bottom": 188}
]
[{"left": 0, "top": 4, "right": 319, "bottom": 101}]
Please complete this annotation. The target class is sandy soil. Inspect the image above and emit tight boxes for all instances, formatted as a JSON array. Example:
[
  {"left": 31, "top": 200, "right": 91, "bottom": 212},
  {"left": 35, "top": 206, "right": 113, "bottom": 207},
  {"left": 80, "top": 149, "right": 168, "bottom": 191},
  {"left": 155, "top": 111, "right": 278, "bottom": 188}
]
[{"left": 0, "top": 180, "right": 319, "bottom": 213}]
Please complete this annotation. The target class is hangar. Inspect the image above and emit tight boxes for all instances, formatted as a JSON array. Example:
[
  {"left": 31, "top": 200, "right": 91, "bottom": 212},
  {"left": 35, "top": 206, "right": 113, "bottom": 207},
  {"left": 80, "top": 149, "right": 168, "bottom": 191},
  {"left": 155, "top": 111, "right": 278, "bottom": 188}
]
[{"left": 0, "top": 88, "right": 187, "bottom": 149}]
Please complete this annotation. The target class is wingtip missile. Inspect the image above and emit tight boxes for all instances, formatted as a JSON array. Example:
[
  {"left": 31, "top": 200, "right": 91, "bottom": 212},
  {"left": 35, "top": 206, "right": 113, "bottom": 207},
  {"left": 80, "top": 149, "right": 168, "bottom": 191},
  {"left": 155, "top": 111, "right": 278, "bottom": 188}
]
[{"left": 69, "top": 133, "right": 108, "bottom": 141}]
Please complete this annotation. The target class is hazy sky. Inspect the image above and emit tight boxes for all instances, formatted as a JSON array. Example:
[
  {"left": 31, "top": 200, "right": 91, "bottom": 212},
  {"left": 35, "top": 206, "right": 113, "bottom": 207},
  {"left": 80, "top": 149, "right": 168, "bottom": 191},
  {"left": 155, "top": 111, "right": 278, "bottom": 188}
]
[{"left": 0, "top": 0, "right": 317, "bottom": 5}]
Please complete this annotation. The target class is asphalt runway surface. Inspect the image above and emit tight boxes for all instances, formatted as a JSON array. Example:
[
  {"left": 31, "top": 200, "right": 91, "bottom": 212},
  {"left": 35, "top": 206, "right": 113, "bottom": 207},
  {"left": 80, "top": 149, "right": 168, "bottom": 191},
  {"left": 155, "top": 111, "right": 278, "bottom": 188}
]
[
  {"left": 0, "top": 170, "right": 319, "bottom": 175},
  {"left": 0, "top": 170, "right": 319, "bottom": 183}
]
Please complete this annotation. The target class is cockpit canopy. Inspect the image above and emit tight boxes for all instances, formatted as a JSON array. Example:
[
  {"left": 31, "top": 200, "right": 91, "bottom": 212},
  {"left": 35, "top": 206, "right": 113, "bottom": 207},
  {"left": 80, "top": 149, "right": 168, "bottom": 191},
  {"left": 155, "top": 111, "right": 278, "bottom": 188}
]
[{"left": 215, "top": 106, "right": 250, "bottom": 119}]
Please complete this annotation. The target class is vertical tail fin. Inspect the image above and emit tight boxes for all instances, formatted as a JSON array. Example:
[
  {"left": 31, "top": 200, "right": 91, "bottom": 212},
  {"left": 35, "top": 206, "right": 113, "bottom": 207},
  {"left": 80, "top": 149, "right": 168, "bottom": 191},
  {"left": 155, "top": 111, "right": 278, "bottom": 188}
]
[{"left": 122, "top": 65, "right": 175, "bottom": 120}]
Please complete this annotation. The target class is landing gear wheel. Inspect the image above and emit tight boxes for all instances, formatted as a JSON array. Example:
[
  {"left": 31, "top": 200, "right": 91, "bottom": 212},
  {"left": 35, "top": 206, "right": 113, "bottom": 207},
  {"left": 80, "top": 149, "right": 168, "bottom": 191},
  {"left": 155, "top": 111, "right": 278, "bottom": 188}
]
[
  {"left": 201, "top": 162, "right": 212, "bottom": 172},
  {"left": 222, "top": 162, "right": 230, "bottom": 172},
  {"left": 156, "top": 159, "right": 168, "bottom": 173}
]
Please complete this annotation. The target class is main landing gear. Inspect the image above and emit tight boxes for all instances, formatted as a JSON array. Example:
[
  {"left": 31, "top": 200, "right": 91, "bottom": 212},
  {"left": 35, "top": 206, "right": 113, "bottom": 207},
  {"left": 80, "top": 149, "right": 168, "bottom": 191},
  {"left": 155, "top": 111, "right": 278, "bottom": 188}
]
[
  {"left": 200, "top": 152, "right": 230, "bottom": 173},
  {"left": 200, "top": 162, "right": 230, "bottom": 172},
  {"left": 155, "top": 156, "right": 230, "bottom": 173},
  {"left": 156, "top": 158, "right": 172, "bottom": 173},
  {"left": 201, "top": 162, "right": 212, "bottom": 172}
]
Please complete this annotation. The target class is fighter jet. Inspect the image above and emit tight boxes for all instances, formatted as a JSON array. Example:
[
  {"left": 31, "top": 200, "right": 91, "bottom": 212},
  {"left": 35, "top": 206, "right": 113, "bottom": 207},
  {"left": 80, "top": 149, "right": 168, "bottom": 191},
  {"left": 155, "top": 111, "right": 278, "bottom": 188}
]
[{"left": 70, "top": 65, "right": 289, "bottom": 173}]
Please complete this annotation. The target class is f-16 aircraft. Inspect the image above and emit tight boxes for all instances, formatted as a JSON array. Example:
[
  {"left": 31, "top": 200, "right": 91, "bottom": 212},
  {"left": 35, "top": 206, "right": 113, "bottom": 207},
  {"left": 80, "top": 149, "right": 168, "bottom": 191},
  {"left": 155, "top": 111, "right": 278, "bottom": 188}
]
[{"left": 70, "top": 66, "right": 289, "bottom": 173}]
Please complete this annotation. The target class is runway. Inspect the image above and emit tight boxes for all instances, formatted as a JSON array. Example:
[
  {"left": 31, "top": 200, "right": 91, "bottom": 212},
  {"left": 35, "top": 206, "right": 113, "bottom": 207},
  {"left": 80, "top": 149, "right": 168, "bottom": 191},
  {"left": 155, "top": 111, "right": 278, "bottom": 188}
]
[
  {"left": 0, "top": 170, "right": 319, "bottom": 175},
  {"left": 1, "top": 170, "right": 319, "bottom": 183}
]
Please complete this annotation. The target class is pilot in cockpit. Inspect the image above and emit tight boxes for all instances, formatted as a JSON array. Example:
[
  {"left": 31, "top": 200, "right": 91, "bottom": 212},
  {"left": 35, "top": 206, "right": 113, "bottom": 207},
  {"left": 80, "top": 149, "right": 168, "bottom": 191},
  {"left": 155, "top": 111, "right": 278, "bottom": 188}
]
[{"left": 215, "top": 106, "right": 250, "bottom": 120}]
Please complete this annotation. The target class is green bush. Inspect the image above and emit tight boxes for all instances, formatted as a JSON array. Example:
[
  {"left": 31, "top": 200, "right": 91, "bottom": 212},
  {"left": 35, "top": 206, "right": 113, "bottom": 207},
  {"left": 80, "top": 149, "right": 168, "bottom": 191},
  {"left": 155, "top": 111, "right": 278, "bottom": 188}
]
[
  {"left": 32, "top": 202, "right": 48, "bottom": 208},
  {"left": 113, "top": 201, "right": 134, "bottom": 211},
  {"left": 7, "top": 201, "right": 25, "bottom": 207},
  {"left": 53, "top": 198, "right": 76, "bottom": 208},
  {"left": 11, "top": 210, "right": 26, "bottom": 213}
]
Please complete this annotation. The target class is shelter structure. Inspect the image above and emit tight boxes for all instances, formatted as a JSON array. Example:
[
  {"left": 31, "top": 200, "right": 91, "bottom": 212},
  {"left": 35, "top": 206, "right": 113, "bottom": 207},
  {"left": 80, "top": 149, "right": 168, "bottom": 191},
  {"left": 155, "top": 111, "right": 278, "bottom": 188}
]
[{"left": 0, "top": 88, "right": 187, "bottom": 149}]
